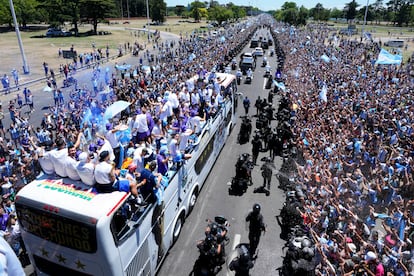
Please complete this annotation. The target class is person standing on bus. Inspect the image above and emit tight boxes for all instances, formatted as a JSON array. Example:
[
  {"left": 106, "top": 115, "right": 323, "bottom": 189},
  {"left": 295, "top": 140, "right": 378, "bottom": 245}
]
[
  {"left": 49, "top": 137, "right": 68, "bottom": 178},
  {"left": 138, "top": 160, "right": 161, "bottom": 204}
]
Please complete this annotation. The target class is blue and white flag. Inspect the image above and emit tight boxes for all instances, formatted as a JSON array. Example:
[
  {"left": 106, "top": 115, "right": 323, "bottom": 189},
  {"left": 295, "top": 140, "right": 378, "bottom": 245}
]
[
  {"left": 319, "top": 84, "right": 328, "bottom": 102},
  {"left": 375, "top": 48, "right": 402, "bottom": 65},
  {"left": 321, "top": 54, "right": 330, "bottom": 63}
]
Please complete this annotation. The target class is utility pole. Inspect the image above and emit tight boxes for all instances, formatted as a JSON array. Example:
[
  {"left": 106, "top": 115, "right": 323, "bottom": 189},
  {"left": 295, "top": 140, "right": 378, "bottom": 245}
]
[
  {"left": 146, "top": 0, "right": 150, "bottom": 42},
  {"left": 9, "top": 0, "right": 29, "bottom": 74}
]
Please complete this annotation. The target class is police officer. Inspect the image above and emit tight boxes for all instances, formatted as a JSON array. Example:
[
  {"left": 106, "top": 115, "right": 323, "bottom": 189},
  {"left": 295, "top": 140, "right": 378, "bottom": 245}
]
[
  {"left": 251, "top": 135, "right": 261, "bottom": 165},
  {"left": 246, "top": 204, "right": 266, "bottom": 258},
  {"left": 243, "top": 96, "right": 250, "bottom": 115}
]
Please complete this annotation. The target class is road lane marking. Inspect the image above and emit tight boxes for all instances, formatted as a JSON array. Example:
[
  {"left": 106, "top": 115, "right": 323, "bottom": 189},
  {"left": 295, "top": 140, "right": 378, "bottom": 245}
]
[
  {"left": 263, "top": 78, "right": 266, "bottom": 90},
  {"left": 226, "top": 234, "right": 241, "bottom": 276},
  {"left": 232, "top": 233, "right": 241, "bottom": 250}
]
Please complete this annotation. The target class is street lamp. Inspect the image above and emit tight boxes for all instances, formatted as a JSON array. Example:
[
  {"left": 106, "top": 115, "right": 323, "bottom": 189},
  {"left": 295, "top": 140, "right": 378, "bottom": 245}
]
[
  {"left": 361, "top": 0, "right": 369, "bottom": 39},
  {"left": 146, "top": 0, "right": 150, "bottom": 41},
  {"left": 9, "top": 0, "right": 29, "bottom": 74}
]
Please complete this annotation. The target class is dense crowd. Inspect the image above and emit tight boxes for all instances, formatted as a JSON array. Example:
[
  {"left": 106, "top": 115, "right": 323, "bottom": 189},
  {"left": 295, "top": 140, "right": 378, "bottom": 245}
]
[
  {"left": 276, "top": 22, "right": 414, "bottom": 275},
  {"left": 0, "top": 17, "right": 261, "bottom": 262}
]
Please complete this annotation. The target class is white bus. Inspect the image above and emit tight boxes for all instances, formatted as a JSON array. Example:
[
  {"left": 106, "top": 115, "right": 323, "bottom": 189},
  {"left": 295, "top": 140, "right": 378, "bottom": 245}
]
[{"left": 15, "top": 72, "right": 238, "bottom": 276}]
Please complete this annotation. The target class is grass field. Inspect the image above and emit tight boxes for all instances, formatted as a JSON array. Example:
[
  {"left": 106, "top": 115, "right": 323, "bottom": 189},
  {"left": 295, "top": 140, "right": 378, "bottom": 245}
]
[{"left": 0, "top": 18, "right": 205, "bottom": 83}]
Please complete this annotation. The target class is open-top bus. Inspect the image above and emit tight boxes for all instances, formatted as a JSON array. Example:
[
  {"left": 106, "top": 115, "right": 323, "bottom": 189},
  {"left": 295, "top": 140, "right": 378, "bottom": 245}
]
[{"left": 15, "top": 72, "right": 238, "bottom": 275}]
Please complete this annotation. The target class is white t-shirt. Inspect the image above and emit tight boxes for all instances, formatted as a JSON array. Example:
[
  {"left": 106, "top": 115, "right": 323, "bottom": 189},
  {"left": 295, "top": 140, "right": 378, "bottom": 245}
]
[
  {"left": 168, "top": 92, "right": 179, "bottom": 109},
  {"left": 133, "top": 147, "right": 145, "bottom": 172},
  {"left": 105, "top": 131, "right": 119, "bottom": 149},
  {"left": 168, "top": 137, "right": 180, "bottom": 158},
  {"left": 49, "top": 148, "right": 68, "bottom": 177},
  {"left": 37, "top": 148, "right": 55, "bottom": 175},
  {"left": 77, "top": 162, "right": 95, "bottom": 186},
  {"left": 160, "top": 101, "right": 173, "bottom": 121},
  {"left": 136, "top": 113, "right": 149, "bottom": 133},
  {"left": 94, "top": 161, "right": 113, "bottom": 184},
  {"left": 97, "top": 140, "right": 115, "bottom": 162},
  {"left": 66, "top": 157, "right": 80, "bottom": 181}
]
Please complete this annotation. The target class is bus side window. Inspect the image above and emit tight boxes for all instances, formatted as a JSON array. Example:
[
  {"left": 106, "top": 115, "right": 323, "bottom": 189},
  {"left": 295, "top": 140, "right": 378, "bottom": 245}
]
[{"left": 112, "top": 207, "right": 130, "bottom": 242}]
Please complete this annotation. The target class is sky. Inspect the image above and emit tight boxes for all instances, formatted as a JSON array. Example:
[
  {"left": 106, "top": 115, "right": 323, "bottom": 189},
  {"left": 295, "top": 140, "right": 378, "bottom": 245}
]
[{"left": 165, "top": 0, "right": 368, "bottom": 11}]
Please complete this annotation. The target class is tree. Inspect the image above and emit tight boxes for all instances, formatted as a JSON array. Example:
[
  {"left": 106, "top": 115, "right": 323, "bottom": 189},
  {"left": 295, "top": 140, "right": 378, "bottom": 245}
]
[
  {"left": 190, "top": 1, "right": 206, "bottom": 22},
  {"left": 330, "top": 7, "right": 343, "bottom": 21},
  {"left": 0, "top": 0, "right": 12, "bottom": 27},
  {"left": 208, "top": 5, "right": 233, "bottom": 24},
  {"left": 175, "top": 5, "right": 185, "bottom": 16},
  {"left": 297, "top": 5, "right": 308, "bottom": 25},
  {"left": 80, "top": 0, "right": 116, "bottom": 34},
  {"left": 345, "top": 0, "right": 359, "bottom": 23},
  {"left": 150, "top": 0, "right": 166, "bottom": 23}
]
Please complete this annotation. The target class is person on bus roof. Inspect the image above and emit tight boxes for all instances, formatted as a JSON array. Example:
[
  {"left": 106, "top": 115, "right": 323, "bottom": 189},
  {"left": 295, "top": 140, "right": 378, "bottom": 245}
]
[{"left": 137, "top": 161, "right": 161, "bottom": 204}]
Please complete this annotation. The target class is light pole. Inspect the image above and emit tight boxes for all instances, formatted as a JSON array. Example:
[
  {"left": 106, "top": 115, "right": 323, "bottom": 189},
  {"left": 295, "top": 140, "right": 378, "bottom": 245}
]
[
  {"left": 9, "top": 0, "right": 29, "bottom": 74},
  {"left": 146, "top": 0, "right": 150, "bottom": 41},
  {"left": 361, "top": 0, "right": 369, "bottom": 39}
]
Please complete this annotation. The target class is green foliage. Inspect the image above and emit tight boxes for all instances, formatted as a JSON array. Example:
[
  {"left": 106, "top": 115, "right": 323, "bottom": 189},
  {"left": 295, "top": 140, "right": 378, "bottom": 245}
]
[
  {"left": 330, "top": 8, "right": 343, "bottom": 20},
  {"left": 208, "top": 5, "right": 232, "bottom": 24},
  {"left": 150, "top": 0, "right": 166, "bottom": 23},
  {"left": 0, "top": 0, "right": 12, "bottom": 26},
  {"left": 345, "top": 0, "right": 359, "bottom": 23},
  {"left": 276, "top": 2, "right": 308, "bottom": 26},
  {"left": 79, "top": 0, "right": 116, "bottom": 34},
  {"left": 310, "top": 3, "right": 330, "bottom": 21},
  {"left": 190, "top": 1, "right": 206, "bottom": 22}
]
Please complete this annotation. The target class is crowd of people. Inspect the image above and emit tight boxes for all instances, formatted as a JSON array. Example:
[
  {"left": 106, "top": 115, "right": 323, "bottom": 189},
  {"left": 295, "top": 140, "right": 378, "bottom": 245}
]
[
  {"left": 0, "top": 16, "right": 262, "bottom": 264},
  {"left": 276, "top": 21, "right": 414, "bottom": 275}
]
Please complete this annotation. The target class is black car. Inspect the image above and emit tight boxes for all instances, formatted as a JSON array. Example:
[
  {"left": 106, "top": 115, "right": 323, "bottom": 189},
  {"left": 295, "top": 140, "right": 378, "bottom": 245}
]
[
  {"left": 250, "top": 39, "right": 259, "bottom": 48},
  {"left": 261, "top": 41, "right": 269, "bottom": 49}
]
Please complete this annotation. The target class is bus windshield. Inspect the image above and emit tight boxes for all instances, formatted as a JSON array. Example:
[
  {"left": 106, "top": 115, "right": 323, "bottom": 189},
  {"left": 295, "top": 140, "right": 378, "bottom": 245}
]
[{"left": 16, "top": 202, "right": 97, "bottom": 253}]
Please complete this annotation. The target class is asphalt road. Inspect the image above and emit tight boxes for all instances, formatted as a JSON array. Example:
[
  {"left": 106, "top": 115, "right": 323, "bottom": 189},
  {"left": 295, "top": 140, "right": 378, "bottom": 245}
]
[
  {"left": 158, "top": 27, "right": 286, "bottom": 276},
  {"left": 18, "top": 26, "right": 287, "bottom": 275}
]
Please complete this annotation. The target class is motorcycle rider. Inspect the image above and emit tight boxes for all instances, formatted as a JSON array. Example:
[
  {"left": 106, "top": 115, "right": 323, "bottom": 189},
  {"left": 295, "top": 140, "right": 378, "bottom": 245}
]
[
  {"left": 197, "top": 234, "right": 223, "bottom": 264},
  {"left": 236, "top": 68, "right": 242, "bottom": 85},
  {"left": 246, "top": 204, "right": 266, "bottom": 258},
  {"left": 246, "top": 68, "right": 253, "bottom": 79}
]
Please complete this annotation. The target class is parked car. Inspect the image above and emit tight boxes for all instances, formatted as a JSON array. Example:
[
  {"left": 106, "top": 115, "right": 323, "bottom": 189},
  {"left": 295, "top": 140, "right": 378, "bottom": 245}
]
[
  {"left": 45, "top": 28, "right": 71, "bottom": 37},
  {"left": 253, "top": 47, "right": 264, "bottom": 56},
  {"left": 384, "top": 40, "right": 404, "bottom": 48},
  {"left": 339, "top": 28, "right": 357, "bottom": 36}
]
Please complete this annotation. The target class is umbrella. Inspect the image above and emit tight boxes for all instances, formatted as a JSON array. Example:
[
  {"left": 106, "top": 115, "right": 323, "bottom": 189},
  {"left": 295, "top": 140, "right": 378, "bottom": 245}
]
[
  {"left": 104, "top": 100, "right": 131, "bottom": 119},
  {"left": 43, "top": 86, "right": 53, "bottom": 92}
]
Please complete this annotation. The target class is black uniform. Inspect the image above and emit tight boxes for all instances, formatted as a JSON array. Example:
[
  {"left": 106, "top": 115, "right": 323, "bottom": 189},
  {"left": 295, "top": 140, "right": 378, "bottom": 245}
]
[{"left": 245, "top": 209, "right": 265, "bottom": 256}]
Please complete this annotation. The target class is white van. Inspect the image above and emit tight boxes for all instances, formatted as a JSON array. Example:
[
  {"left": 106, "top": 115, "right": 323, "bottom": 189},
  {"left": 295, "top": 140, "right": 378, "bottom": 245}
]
[{"left": 384, "top": 40, "right": 404, "bottom": 48}]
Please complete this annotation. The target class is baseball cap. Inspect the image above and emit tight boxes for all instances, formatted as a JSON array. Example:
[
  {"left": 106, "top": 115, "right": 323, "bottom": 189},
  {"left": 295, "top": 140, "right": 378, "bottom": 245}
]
[{"left": 365, "top": 251, "right": 377, "bottom": 262}]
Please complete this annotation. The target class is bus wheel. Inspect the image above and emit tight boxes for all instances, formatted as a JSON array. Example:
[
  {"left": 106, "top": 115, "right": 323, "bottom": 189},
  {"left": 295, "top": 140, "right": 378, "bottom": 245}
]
[
  {"left": 173, "top": 214, "right": 184, "bottom": 244},
  {"left": 188, "top": 189, "right": 198, "bottom": 215}
]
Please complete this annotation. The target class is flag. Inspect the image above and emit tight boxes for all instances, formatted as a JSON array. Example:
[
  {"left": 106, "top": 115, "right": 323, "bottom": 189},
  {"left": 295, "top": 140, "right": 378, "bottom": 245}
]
[
  {"left": 319, "top": 85, "right": 328, "bottom": 102},
  {"left": 321, "top": 54, "right": 330, "bottom": 63},
  {"left": 375, "top": 48, "right": 402, "bottom": 65}
]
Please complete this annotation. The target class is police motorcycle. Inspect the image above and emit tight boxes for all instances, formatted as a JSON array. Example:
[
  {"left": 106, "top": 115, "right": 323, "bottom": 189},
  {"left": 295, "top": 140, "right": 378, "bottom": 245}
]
[
  {"left": 238, "top": 115, "right": 252, "bottom": 144},
  {"left": 264, "top": 64, "right": 271, "bottom": 78},
  {"left": 245, "top": 69, "right": 253, "bottom": 84},
  {"left": 270, "top": 48, "right": 274, "bottom": 57},
  {"left": 261, "top": 56, "right": 267, "bottom": 67},
  {"left": 236, "top": 69, "right": 242, "bottom": 85},
  {"left": 229, "top": 153, "right": 254, "bottom": 195},
  {"left": 194, "top": 216, "right": 230, "bottom": 276},
  {"left": 228, "top": 243, "right": 254, "bottom": 276}
]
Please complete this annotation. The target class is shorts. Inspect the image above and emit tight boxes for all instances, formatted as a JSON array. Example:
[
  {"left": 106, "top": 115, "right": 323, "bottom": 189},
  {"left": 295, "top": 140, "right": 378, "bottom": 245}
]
[
  {"left": 136, "top": 131, "right": 148, "bottom": 142},
  {"left": 118, "top": 179, "right": 130, "bottom": 193}
]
